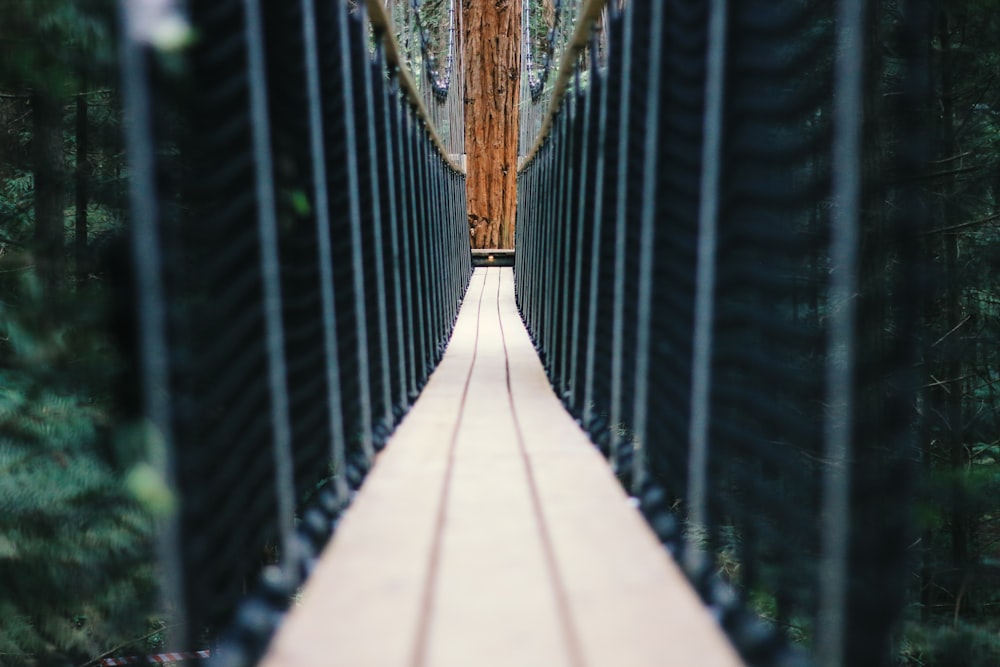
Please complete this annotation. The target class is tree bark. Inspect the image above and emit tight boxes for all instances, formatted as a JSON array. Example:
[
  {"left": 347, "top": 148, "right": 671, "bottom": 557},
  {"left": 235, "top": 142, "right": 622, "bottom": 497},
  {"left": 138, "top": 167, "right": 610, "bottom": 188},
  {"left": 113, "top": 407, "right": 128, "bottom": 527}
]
[{"left": 464, "top": 0, "right": 520, "bottom": 249}]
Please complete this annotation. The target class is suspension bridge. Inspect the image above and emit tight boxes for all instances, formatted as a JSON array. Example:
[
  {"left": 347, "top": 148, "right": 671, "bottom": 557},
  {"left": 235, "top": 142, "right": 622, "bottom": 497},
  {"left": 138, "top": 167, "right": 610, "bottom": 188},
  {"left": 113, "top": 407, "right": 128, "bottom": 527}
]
[{"left": 118, "top": 0, "right": 927, "bottom": 666}]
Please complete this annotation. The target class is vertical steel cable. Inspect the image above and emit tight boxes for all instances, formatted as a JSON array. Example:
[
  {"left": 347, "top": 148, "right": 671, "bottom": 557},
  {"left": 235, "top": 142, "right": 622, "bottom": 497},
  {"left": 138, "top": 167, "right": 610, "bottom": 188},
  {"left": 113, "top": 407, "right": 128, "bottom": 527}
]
[
  {"left": 537, "top": 144, "right": 550, "bottom": 337},
  {"left": 415, "top": 128, "right": 436, "bottom": 365},
  {"left": 396, "top": 98, "right": 419, "bottom": 399},
  {"left": 432, "top": 149, "right": 448, "bottom": 348},
  {"left": 300, "top": 0, "right": 349, "bottom": 502},
  {"left": 243, "top": 0, "right": 297, "bottom": 562},
  {"left": 582, "top": 5, "right": 613, "bottom": 430},
  {"left": 358, "top": 12, "right": 395, "bottom": 431},
  {"left": 528, "top": 159, "right": 540, "bottom": 326},
  {"left": 515, "top": 161, "right": 528, "bottom": 315},
  {"left": 550, "top": 101, "right": 573, "bottom": 385},
  {"left": 336, "top": 2, "right": 375, "bottom": 461},
  {"left": 567, "top": 48, "right": 596, "bottom": 414},
  {"left": 630, "top": 0, "right": 666, "bottom": 495},
  {"left": 686, "top": 0, "right": 727, "bottom": 571},
  {"left": 608, "top": 0, "right": 636, "bottom": 468},
  {"left": 415, "top": 133, "right": 432, "bottom": 354},
  {"left": 557, "top": 92, "right": 579, "bottom": 398},
  {"left": 117, "top": 1, "right": 186, "bottom": 641},
  {"left": 426, "top": 141, "right": 442, "bottom": 349},
  {"left": 517, "top": 163, "right": 528, "bottom": 319},
  {"left": 381, "top": 75, "right": 411, "bottom": 411},
  {"left": 522, "top": 160, "right": 537, "bottom": 329},
  {"left": 404, "top": 111, "right": 429, "bottom": 382},
  {"left": 545, "top": 116, "right": 566, "bottom": 366},
  {"left": 819, "top": 0, "right": 865, "bottom": 664},
  {"left": 448, "top": 168, "right": 456, "bottom": 305}
]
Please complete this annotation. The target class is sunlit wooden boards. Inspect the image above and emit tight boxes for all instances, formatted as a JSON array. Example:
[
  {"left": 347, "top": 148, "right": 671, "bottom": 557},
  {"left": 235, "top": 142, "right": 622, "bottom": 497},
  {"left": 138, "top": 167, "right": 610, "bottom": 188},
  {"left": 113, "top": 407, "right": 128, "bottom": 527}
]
[{"left": 259, "top": 267, "right": 743, "bottom": 667}]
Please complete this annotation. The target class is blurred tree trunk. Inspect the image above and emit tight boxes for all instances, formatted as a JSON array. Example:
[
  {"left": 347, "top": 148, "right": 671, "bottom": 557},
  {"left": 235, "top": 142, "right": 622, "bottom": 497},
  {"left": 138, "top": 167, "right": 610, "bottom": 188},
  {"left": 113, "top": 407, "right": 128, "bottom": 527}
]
[
  {"left": 464, "top": 0, "right": 520, "bottom": 249},
  {"left": 936, "top": 8, "right": 971, "bottom": 598},
  {"left": 32, "top": 90, "right": 64, "bottom": 299}
]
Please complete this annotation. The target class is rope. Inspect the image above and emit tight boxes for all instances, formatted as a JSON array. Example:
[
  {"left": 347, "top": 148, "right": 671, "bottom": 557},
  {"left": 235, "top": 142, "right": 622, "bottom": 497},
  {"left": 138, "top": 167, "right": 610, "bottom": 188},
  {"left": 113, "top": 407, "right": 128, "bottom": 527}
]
[
  {"left": 523, "top": 0, "right": 566, "bottom": 101},
  {"left": 365, "top": 0, "right": 464, "bottom": 173},
  {"left": 518, "top": 0, "right": 610, "bottom": 172},
  {"left": 409, "top": 0, "right": 456, "bottom": 99}
]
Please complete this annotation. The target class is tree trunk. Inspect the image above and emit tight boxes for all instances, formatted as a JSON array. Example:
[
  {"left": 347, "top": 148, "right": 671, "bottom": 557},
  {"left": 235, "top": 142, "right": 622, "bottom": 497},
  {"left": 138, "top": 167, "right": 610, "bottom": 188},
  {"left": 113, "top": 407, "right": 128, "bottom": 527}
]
[
  {"left": 464, "top": 0, "right": 520, "bottom": 249},
  {"left": 937, "top": 9, "right": 970, "bottom": 600},
  {"left": 32, "top": 91, "right": 65, "bottom": 300}
]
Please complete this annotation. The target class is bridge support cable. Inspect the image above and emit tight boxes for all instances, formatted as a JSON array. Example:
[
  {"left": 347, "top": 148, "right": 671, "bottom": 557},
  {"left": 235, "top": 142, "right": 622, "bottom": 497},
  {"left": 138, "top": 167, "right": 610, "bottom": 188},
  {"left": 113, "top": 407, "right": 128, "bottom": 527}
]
[
  {"left": 516, "top": 0, "right": 928, "bottom": 665},
  {"left": 370, "top": 48, "right": 409, "bottom": 418},
  {"left": 580, "top": 8, "right": 614, "bottom": 434},
  {"left": 244, "top": 0, "right": 300, "bottom": 570},
  {"left": 629, "top": 0, "right": 667, "bottom": 496},
  {"left": 117, "top": 1, "right": 187, "bottom": 642},
  {"left": 566, "top": 45, "right": 595, "bottom": 416},
  {"left": 607, "top": 0, "right": 638, "bottom": 477},
  {"left": 300, "top": 0, "right": 350, "bottom": 503},
  {"left": 122, "top": 0, "right": 469, "bottom": 656},
  {"left": 358, "top": 11, "right": 396, "bottom": 435},
  {"left": 817, "top": 0, "right": 865, "bottom": 664},
  {"left": 685, "top": 0, "right": 728, "bottom": 573},
  {"left": 335, "top": 1, "right": 376, "bottom": 463}
]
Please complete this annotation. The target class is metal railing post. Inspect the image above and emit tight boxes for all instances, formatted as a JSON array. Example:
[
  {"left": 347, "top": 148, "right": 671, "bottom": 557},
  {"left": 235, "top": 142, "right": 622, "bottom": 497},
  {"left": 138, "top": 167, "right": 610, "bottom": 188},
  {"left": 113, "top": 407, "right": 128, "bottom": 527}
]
[
  {"left": 118, "top": 0, "right": 186, "bottom": 640},
  {"left": 568, "top": 56, "right": 596, "bottom": 415},
  {"left": 819, "top": 0, "right": 865, "bottom": 663},
  {"left": 686, "top": 0, "right": 728, "bottom": 573},
  {"left": 335, "top": 0, "right": 375, "bottom": 462},
  {"left": 358, "top": 22, "right": 395, "bottom": 433},
  {"left": 608, "top": 0, "right": 636, "bottom": 468},
  {"left": 300, "top": 0, "right": 349, "bottom": 501},
  {"left": 630, "top": 0, "right": 666, "bottom": 495},
  {"left": 582, "top": 8, "right": 614, "bottom": 431}
]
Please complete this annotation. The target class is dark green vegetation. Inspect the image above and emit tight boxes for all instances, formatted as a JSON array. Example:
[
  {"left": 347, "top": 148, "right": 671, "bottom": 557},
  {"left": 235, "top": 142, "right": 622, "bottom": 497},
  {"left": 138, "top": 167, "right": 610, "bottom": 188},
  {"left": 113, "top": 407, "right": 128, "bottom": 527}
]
[
  {"left": 0, "top": 1, "right": 165, "bottom": 664},
  {"left": 894, "top": 1, "right": 1000, "bottom": 664}
]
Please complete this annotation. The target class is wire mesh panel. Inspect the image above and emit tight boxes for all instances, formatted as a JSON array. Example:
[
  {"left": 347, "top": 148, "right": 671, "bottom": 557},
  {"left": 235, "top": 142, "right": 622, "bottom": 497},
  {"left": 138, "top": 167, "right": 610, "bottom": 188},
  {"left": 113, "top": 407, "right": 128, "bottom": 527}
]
[
  {"left": 515, "top": 1, "right": 929, "bottom": 665},
  {"left": 175, "top": 0, "right": 285, "bottom": 637},
  {"left": 120, "top": 0, "right": 469, "bottom": 654},
  {"left": 707, "top": 0, "right": 832, "bottom": 642}
]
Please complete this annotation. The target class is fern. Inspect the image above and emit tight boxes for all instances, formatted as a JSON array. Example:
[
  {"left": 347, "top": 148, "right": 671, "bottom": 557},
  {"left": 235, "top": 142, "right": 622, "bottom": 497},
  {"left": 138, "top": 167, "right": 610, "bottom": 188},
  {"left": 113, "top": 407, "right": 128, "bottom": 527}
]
[{"left": 0, "top": 270, "right": 161, "bottom": 665}]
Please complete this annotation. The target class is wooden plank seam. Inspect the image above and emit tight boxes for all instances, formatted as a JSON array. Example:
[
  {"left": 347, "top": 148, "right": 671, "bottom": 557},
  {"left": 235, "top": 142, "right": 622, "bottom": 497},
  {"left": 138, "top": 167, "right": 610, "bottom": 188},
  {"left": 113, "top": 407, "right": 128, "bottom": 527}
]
[{"left": 411, "top": 269, "right": 491, "bottom": 667}]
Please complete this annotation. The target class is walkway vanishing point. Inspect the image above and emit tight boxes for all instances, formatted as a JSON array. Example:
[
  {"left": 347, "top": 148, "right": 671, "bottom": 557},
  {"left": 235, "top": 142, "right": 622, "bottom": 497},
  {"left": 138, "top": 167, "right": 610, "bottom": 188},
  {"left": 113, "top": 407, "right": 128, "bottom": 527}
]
[{"left": 259, "top": 269, "right": 743, "bottom": 667}]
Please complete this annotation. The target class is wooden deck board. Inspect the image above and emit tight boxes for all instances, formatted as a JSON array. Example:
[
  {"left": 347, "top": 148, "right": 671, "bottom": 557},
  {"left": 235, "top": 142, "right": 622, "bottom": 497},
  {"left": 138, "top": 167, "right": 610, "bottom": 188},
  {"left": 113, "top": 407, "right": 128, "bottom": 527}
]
[{"left": 260, "top": 267, "right": 743, "bottom": 667}]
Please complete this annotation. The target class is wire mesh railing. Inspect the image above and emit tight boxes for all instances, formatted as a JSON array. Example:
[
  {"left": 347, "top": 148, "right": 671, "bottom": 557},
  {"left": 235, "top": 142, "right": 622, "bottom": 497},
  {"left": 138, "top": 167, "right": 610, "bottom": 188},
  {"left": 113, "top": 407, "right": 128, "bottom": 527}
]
[
  {"left": 388, "top": 0, "right": 466, "bottom": 155},
  {"left": 516, "top": 1, "right": 929, "bottom": 665},
  {"left": 518, "top": 0, "right": 590, "bottom": 155},
  {"left": 119, "top": 0, "right": 469, "bottom": 660}
]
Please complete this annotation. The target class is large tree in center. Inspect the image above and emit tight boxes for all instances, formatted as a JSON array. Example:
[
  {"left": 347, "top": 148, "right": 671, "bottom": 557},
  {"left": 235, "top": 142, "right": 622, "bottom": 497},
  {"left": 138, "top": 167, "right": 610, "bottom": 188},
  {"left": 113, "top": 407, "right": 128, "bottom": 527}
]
[{"left": 464, "top": 0, "right": 520, "bottom": 249}]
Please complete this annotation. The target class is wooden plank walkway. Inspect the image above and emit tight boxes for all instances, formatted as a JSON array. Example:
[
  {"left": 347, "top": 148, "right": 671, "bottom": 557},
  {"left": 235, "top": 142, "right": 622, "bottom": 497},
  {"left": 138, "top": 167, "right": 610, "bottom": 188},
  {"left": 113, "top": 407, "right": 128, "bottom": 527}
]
[{"left": 260, "top": 267, "right": 743, "bottom": 667}]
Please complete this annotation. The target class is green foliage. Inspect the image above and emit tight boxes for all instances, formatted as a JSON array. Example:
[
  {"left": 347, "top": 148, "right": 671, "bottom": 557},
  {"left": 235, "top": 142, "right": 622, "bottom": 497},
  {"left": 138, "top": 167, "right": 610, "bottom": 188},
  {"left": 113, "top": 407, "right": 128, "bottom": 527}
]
[
  {"left": 900, "top": 622, "right": 1000, "bottom": 667},
  {"left": 0, "top": 269, "right": 160, "bottom": 666},
  {"left": 0, "top": 171, "right": 35, "bottom": 246},
  {"left": 0, "top": 0, "right": 115, "bottom": 95}
]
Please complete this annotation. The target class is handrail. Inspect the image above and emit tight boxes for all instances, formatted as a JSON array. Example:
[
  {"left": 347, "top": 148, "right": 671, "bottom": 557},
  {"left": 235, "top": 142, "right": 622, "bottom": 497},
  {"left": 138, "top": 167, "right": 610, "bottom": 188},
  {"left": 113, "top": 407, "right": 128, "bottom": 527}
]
[
  {"left": 365, "top": 0, "right": 465, "bottom": 174},
  {"left": 517, "top": 0, "right": 610, "bottom": 172}
]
